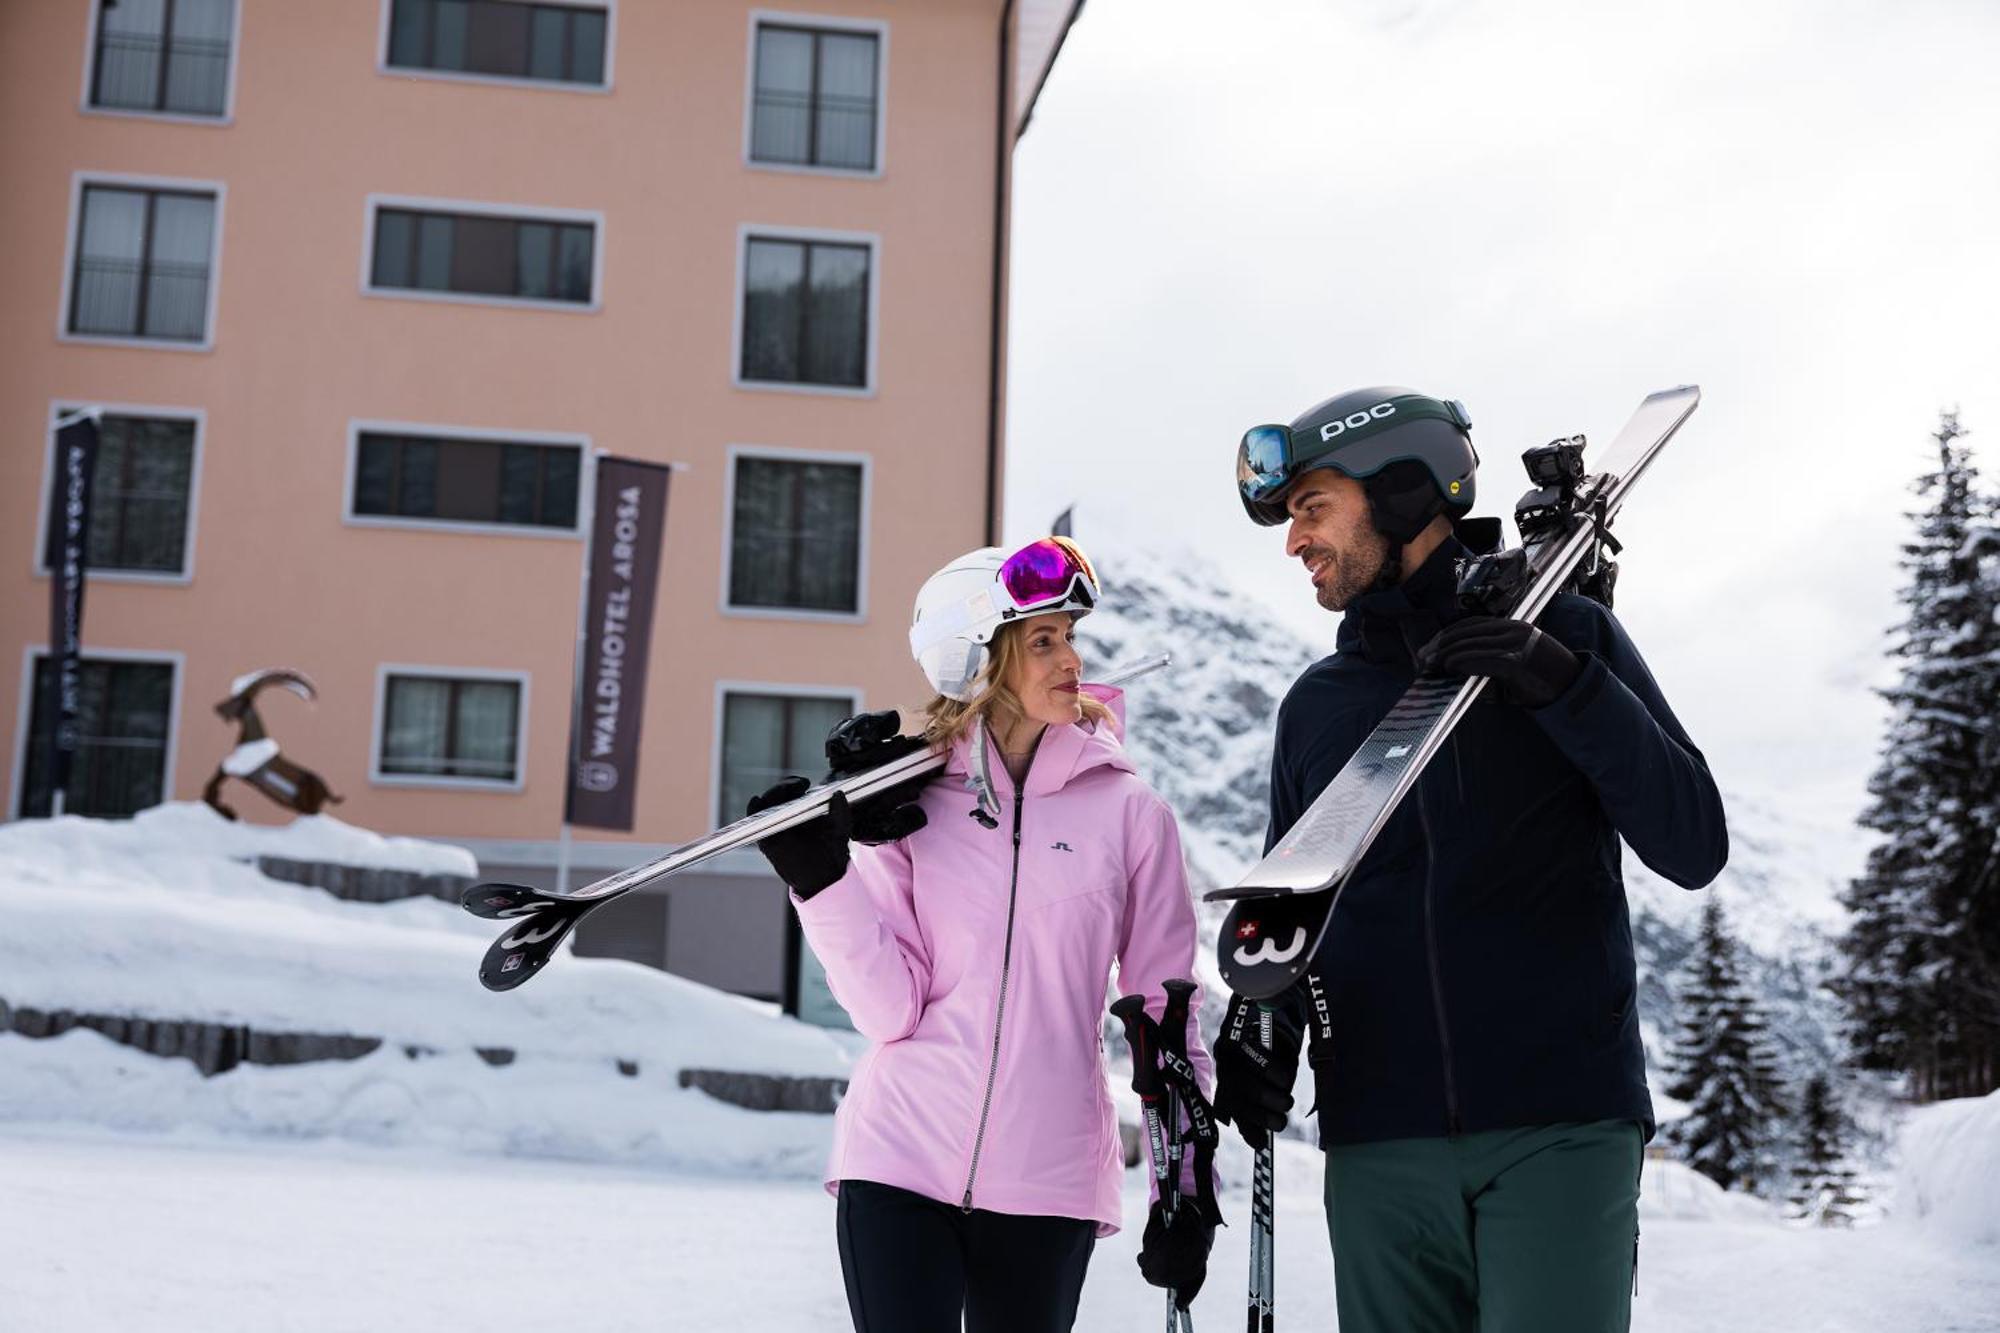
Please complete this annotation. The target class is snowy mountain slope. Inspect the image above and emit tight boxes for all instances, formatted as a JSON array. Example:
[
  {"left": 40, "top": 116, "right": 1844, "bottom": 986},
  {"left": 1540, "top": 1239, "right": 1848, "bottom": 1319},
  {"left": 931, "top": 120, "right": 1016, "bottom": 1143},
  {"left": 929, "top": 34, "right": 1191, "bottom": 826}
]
[
  {"left": 1070, "top": 509, "right": 1857, "bottom": 1085},
  {"left": 1073, "top": 518, "right": 1314, "bottom": 895}
]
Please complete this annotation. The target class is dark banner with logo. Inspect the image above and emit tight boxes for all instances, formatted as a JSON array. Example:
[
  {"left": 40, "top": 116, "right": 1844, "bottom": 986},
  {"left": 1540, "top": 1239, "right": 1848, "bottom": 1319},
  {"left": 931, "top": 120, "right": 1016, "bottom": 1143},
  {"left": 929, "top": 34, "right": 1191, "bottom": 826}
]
[
  {"left": 46, "top": 413, "right": 101, "bottom": 812},
  {"left": 565, "top": 455, "right": 672, "bottom": 832}
]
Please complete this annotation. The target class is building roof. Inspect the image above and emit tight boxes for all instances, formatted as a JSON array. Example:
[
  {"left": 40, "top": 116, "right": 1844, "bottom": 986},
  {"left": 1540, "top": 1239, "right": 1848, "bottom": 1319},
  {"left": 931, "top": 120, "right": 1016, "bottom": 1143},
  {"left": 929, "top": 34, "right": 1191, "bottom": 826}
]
[{"left": 1014, "top": 0, "right": 1087, "bottom": 137}]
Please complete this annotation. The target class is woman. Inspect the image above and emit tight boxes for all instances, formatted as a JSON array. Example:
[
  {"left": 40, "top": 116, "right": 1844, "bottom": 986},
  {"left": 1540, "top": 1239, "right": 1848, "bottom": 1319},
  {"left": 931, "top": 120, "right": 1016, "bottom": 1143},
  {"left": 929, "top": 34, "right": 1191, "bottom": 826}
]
[{"left": 749, "top": 536, "right": 1217, "bottom": 1333}]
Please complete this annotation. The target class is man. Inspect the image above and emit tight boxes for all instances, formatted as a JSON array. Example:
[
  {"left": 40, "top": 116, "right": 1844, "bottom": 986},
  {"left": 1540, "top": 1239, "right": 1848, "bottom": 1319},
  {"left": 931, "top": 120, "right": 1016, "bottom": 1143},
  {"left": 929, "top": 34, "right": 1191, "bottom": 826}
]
[{"left": 1210, "top": 386, "right": 1728, "bottom": 1333}]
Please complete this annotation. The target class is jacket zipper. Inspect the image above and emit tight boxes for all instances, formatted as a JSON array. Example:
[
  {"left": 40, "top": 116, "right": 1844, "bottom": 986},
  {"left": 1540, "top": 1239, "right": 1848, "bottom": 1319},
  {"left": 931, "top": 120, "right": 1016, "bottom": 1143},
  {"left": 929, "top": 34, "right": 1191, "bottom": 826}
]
[
  {"left": 1415, "top": 777, "right": 1464, "bottom": 1136},
  {"left": 961, "top": 781, "right": 1026, "bottom": 1212}
]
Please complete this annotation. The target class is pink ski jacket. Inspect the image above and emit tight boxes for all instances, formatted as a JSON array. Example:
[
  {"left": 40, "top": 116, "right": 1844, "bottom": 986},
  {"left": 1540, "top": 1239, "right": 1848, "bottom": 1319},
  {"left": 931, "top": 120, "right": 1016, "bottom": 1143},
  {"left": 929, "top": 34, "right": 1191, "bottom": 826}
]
[{"left": 793, "top": 686, "right": 1212, "bottom": 1236}]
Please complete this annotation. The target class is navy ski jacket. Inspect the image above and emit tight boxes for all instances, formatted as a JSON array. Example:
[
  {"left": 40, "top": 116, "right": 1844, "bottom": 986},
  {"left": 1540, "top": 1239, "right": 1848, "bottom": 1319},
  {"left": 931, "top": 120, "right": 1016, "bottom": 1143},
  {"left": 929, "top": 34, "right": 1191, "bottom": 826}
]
[{"left": 1267, "top": 533, "right": 1728, "bottom": 1147}]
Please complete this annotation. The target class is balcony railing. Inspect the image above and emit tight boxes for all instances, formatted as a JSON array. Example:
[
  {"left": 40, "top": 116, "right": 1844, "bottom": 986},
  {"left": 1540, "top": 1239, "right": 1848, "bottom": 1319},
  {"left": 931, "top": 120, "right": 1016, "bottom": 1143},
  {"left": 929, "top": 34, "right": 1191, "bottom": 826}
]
[
  {"left": 71, "top": 258, "right": 211, "bottom": 342},
  {"left": 92, "top": 31, "right": 230, "bottom": 116},
  {"left": 751, "top": 90, "right": 877, "bottom": 171},
  {"left": 21, "top": 735, "right": 168, "bottom": 819}
]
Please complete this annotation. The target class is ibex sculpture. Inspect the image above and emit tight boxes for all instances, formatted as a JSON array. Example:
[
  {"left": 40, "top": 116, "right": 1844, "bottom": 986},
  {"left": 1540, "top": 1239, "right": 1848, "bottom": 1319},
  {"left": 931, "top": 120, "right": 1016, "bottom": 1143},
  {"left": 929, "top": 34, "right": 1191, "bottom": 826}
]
[{"left": 201, "top": 668, "right": 343, "bottom": 820}]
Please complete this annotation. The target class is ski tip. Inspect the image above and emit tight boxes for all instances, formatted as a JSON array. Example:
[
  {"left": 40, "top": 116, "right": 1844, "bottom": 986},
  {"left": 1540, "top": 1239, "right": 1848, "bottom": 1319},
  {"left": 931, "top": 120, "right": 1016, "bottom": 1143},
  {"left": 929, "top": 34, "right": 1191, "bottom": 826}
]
[
  {"left": 477, "top": 947, "right": 548, "bottom": 992},
  {"left": 460, "top": 881, "right": 544, "bottom": 919}
]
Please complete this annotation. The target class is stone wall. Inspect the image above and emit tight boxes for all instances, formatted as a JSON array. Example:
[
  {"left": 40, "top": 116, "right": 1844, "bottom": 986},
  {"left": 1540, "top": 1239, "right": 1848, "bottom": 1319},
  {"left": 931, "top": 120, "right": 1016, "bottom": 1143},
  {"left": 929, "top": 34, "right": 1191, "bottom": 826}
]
[
  {"left": 1, "top": 1000, "right": 381, "bottom": 1077},
  {"left": 677, "top": 1068, "right": 847, "bottom": 1114},
  {"left": 254, "top": 855, "right": 471, "bottom": 905}
]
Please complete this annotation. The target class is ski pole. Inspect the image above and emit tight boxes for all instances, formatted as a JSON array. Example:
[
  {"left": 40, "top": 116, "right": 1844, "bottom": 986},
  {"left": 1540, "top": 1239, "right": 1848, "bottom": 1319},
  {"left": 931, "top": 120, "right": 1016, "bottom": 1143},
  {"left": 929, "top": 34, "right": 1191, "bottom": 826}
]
[
  {"left": 1111, "top": 994, "right": 1184, "bottom": 1331},
  {"left": 1159, "top": 979, "right": 1201, "bottom": 1333},
  {"left": 1247, "top": 1002, "right": 1275, "bottom": 1333}
]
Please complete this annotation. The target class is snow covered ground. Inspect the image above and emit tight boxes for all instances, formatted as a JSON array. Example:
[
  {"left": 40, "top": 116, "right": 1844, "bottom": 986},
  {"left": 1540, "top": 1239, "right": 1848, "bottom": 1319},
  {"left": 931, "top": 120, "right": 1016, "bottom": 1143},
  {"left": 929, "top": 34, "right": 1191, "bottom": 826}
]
[
  {"left": 2, "top": 1123, "right": 1996, "bottom": 1332},
  {"left": 5, "top": 778, "right": 1997, "bottom": 1331}
]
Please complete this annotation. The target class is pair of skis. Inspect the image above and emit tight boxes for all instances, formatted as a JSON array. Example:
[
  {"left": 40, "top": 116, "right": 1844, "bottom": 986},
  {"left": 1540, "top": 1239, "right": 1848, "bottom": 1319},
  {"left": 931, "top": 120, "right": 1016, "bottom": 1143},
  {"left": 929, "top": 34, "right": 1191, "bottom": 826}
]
[{"left": 459, "top": 655, "right": 1170, "bottom": 991}]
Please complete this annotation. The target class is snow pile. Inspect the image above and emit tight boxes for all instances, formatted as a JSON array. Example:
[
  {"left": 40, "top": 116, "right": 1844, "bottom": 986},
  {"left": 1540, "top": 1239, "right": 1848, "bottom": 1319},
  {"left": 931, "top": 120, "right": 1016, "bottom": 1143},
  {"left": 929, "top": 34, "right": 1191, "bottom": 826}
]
[
  {"left": 5, "top": 800, "right": 479, "bottom": 880},
  {"left": 1896, "top": 1090, "right": 2000, "bottom": 1246},
  {"left": 0, "top": 1034, "right": 833, "bottom": 1178},
  {"left": 0, "top": 803, "right": 849, "bottom": 1069},
  {"left": 1638, "top": 1152, "right": 1774, "bottom": 1224},
  {"left": 0, "top": 804, "right": 854, "bottom": 1171}
]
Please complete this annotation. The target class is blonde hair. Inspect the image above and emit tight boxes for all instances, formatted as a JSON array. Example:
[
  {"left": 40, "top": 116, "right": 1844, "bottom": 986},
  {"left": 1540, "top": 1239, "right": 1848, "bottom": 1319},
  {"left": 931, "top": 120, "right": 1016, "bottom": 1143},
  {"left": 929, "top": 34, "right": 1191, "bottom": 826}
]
[{"left": 919, "top": 616, "right": 1114, "bottom": 749}]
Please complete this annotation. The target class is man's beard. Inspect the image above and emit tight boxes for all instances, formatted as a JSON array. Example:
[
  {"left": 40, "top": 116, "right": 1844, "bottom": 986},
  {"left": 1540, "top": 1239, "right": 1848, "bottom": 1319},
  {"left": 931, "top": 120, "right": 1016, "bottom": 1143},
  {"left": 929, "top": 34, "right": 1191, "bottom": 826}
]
[{"left": 1310, "top": 528, "right": 1391, "bottom": 612}]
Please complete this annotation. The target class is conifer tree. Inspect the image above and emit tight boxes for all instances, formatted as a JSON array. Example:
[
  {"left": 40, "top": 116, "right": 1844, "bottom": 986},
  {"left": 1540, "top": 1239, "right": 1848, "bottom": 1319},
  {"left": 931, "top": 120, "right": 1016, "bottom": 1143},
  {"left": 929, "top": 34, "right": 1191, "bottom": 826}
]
[
  {"left": 1786, "top": 1073, "right": 1865, "bottom": 1227},
  {"left": 1839, "top": 411, "right": 2000, "bottom": 1099},
  {"left": 1667, "top": 896, "right": 1789, "bottom": 1192}
]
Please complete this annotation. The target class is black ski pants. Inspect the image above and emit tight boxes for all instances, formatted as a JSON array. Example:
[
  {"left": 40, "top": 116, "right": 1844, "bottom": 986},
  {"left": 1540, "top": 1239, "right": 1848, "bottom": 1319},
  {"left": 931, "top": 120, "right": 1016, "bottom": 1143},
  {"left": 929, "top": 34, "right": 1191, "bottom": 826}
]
[{"left": 835, "top": 1179, "right": 1096, "bottom": 1332}]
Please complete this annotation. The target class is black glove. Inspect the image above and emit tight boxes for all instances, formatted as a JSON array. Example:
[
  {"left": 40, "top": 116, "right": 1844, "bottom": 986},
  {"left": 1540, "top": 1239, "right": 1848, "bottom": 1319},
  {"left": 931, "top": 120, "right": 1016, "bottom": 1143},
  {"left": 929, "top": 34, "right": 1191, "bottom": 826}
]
[
  {"left": 748, "top": 777, "right": 853, "bottom": 899},
  {"left": 1417, "top": 614, "right": 1581, "bottom": 710},
  {"left": 1210, "top": 991, "right": 1304, "bottom": 1151},
  {"left": 1137, "top": 1199, "right": 1214, "bottom": 1309},
  {"left": 824, "top": 710, "right": 931, "bottom": 845}
]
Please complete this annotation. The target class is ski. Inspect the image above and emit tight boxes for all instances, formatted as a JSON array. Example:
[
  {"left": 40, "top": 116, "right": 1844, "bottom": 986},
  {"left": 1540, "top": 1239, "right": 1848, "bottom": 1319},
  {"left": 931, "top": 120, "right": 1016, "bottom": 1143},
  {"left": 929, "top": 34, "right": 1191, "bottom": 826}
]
[
  {"left": 467, "top": 654, "right": 1170, "bottom": 992},
  {"left": 1212, "top": 386, "right": 1700, "bottom": 999},
  {"left": 459, "top": 745, "right": 944, "bottom": 922}
]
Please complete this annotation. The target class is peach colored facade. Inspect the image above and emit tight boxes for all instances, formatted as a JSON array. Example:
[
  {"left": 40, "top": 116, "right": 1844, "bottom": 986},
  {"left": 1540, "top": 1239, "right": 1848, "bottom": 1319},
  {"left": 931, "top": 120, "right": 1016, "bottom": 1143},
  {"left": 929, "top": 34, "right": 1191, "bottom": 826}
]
[{"left": 1, "top": 1, "right": 1076, "bottom": 868}]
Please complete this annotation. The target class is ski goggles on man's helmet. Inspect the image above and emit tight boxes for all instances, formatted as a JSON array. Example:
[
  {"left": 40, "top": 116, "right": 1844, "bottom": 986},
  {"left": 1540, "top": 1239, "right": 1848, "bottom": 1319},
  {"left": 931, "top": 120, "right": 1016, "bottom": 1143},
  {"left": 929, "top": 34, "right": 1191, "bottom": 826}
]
[{"left": 1237, "top": 394, "right": 1474, "bottom": 510}]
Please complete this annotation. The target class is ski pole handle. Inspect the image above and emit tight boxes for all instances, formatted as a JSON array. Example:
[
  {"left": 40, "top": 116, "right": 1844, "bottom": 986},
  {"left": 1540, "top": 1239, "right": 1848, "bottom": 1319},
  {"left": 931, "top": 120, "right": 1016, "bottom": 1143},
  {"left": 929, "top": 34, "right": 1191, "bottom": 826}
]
[
  {"left": 1159, "top": 979, "right": 1197, "bottom": 1059},
  {"left": 1157, "top": 979, "right": 1196, "bottom": 1209},
  {"left": 1112, "top": 994, "right": 1164, "bottom": 1101},
  {"left": 1112, "top": 995, "right": 1171, "bottom": 1196}
]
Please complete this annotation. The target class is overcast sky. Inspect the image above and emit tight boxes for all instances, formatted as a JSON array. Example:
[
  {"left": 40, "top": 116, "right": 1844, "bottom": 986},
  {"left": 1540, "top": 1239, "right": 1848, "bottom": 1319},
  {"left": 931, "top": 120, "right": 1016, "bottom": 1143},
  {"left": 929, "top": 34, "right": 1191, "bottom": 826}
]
[{"left": 1004, "top": 0, "right": 2000, "bottom": 822}]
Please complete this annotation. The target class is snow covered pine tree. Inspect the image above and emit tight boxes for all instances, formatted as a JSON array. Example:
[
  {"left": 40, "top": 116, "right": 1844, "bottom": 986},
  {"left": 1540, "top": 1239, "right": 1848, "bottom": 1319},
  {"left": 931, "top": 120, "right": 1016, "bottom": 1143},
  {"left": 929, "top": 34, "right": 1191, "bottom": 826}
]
[
  {"left": 1839, "top": 410, "right": 2000, "bottom": 1101},
  {"left": 1666, "top": 896, "right": 1788, "bottom": 1192},
  {"left": 1785, "top": 1073, "right": 1865, "bottom": 1227}
]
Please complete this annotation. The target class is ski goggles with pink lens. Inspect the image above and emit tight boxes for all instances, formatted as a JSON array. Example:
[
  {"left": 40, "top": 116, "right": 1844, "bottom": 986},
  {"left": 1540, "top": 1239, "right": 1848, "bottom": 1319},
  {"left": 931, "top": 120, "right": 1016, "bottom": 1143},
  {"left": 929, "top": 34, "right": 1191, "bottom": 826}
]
[{"left": 999, "top": 536, "right": 1100, "bottom": 615}]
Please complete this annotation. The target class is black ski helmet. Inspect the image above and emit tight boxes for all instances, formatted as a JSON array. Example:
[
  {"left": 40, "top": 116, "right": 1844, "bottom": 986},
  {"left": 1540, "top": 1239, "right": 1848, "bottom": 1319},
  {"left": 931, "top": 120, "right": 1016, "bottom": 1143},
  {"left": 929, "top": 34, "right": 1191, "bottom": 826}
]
[{"left": 1237, "top": 386, "right": 1479, "bottom": 541}]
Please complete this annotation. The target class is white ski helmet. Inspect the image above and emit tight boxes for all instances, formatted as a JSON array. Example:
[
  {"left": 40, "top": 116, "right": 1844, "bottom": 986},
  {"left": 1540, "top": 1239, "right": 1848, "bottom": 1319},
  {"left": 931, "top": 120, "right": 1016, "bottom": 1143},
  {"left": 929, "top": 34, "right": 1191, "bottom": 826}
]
[{"left": 908, "top": 537, "right": 1101, "bottom": 700}]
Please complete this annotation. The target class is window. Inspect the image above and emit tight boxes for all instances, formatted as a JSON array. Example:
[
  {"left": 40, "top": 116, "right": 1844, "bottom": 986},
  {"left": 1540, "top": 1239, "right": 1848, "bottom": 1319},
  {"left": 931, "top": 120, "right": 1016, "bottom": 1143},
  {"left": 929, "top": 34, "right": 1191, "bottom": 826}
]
[
  {"left": 42, "top": 411, "right": 198, "bottom": 576},
  {"left": 19, "top": 656, "right": 175, "bottom": 818},
  {"left": 750, "top": 22, "right": 881, "bottom": 172},
  {"left": 352, "top": 430, "right": 581, "bottom": 531},
  {"left": 729, "top": 454, "right": 863, "bottom": 614},
  {"left": 89, "top": 0, "right": 235, "bottom": 117},
  {"left": 739, "top": 235, "right": 871, "bottom": 389},
  {"left": 718, "top": 691, "right": 854, "bottom": 826},
  {"left": 386, "top": 0, "right": 608, "bottom": 86},
  {"left": 68, "top": 184, "right": 218, "bottom": 343},
  {"left": 377, "top": 672, "right": 523, "bottom": 785},
  {"left": 370, "top": 204, "right": 596, "bottom": 306}
]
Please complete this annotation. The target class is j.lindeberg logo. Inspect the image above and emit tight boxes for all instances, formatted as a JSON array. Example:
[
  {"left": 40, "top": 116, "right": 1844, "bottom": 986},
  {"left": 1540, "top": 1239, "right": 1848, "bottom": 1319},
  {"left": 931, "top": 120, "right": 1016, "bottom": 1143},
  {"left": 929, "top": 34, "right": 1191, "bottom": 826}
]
[{"left": 1050, "top": 842, "right": 1074, "bottom": 852}]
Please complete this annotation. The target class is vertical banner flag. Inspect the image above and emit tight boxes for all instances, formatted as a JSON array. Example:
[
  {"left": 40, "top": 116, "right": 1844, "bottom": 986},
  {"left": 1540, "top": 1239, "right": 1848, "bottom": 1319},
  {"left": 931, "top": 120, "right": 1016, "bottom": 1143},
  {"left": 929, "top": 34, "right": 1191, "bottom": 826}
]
[
  {"left": 45, "top": 412, "right": 101, "bottom": 814},
  {"left": 565, "top": 455, "right": 672, "bottom": 831}
]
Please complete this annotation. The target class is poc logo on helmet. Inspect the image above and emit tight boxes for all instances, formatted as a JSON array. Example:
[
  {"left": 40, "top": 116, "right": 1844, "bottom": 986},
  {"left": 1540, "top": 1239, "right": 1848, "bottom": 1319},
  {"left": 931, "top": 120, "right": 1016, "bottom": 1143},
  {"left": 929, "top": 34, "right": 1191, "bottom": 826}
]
[{"left": 1319, "top": 401, "right": 1396, "bottom": 443}]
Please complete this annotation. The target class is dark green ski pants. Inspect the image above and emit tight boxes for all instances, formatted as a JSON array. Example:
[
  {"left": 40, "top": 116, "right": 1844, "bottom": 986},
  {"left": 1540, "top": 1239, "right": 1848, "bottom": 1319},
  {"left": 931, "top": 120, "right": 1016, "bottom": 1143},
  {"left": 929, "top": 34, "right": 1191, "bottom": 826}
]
[{"left": 1323, "top": 1120, "right": 1642, "bottom": 1333}]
